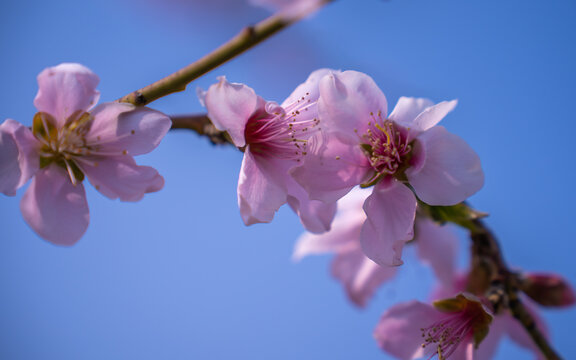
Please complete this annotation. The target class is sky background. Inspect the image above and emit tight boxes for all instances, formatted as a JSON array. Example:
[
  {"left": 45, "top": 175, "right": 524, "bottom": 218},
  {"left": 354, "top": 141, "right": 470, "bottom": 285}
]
[{"left": 1, "top": 0, "right": 575, "bottom": 359}]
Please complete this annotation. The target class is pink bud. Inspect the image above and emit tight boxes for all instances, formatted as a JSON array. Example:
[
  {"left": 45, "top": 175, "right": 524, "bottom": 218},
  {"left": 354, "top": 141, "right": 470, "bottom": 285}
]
[{"left": 521, "top": 272, "right": 576, "bottom": 308}]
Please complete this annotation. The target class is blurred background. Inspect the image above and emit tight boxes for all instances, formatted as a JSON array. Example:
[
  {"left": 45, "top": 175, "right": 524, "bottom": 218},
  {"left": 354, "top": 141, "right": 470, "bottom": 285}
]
[{"left": 1, "top": 0, "right": 575, "bottom": 359}]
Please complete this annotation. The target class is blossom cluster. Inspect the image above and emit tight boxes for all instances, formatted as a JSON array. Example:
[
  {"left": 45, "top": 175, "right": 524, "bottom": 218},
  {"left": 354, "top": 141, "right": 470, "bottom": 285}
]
[{"left": 2, "top": 63, "right": 574, "bottom": 359}]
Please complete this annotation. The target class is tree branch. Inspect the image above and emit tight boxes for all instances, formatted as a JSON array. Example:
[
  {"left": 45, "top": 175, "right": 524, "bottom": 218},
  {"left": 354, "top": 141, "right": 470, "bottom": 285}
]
[{"left": 117, "top": 1, "right": 333, "bottom": 106}]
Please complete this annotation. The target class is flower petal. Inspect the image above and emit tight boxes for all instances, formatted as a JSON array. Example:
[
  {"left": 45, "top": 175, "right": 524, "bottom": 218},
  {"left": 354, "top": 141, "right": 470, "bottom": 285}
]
[
  {"left": 80, "top": 155, "right": 164, "bottom": 202},
  {"left": 411, "top": 99, "right": 458, "bottom": 132},
  {"left": 407, "top": 126, "right": 484, "bottom": 205},
  {"left": 332, "top": 250, "right": 397, "bottom": 308},
  {"left": 292, "top": 203, "right": 365, "bottom": 261},
  {"left": 388, "top": 96, "right": 434, "bottom": 128},
  {"left": 374, "top": 300, "right": 444, "bottom": 360},
  {"left": 286, "top": 185, "right": 337, "bottom": 234},
  {"left": 504, "top": 304, "right": 548, "bottom": 360},
  {"left": 414, "top": 218, "right": 458, "bottom": 288},
  {"left": 238, "top": 150, "right": 288, "bottom": 225},
  {"left": 20, "top": 166, "right": 89, "bottom": 245},
  {"left": 318, "top": 70, "right": 387, "bottom": 140},
  {"left": 88, "top": 103, "right": 171, "bottom": 156},
  {"left": 203, "top": 76, "right": 260, "bottom": 147},
  {"left": 282, "top": 68, "right": 333, "bottom": 109},
  {"left": 34, "top": 63, "right": 100, "bottom": 127},
  {"left": 360, "top": 180, "right": 416, "bottom": 266},
  {"left": 0, "top": 120, "right": 39, "bottom": 195},
  {"left": 291, "top": 133, "right": 370, "bottom": 203}
]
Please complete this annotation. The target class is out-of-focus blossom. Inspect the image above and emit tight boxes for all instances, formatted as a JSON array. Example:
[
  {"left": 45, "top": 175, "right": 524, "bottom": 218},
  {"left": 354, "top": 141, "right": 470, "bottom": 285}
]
[
  {"left": 201, "top": 70, "right": 336, "bottom": 233},
  {"left": 0, "top": 63, "right": 171, "bottom": 245},
  {"left": 520, "top": 272, "right": 576, "bottom": 308},
  {"left": 376, "top": 272, "right": 551, "bottom": 360},
  {"left": 249, "top": 0, "right": 327, "bottom": 20},
  {"left": 292, "top": 70, "right": 484, "bottom": 266},
  {"left": 375, "top": 293, "right": 493, "bottom": 360},
  {"left": 293, "top": 187, "right": 459, "bottom": 307}
]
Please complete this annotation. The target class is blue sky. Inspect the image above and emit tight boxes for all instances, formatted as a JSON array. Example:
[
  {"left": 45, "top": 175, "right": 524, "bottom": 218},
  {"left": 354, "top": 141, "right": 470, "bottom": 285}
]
[{"left": 1, "top": 0, "right": 575, "bottom": 359}]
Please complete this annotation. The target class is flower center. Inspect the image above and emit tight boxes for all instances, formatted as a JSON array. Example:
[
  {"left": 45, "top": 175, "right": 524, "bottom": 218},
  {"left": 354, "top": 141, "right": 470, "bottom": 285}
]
[
  {"left": 420, "top": 314, "right": 471, "bottom": 360},
  {"left": 32, "top": 111, "right": 95, "bottom": 185},
  {"left": 359, "top": 113, "right": 412, "bottom": 187},
  {"left": 244, "top": 92, "right": 320, "bottom": 162}
]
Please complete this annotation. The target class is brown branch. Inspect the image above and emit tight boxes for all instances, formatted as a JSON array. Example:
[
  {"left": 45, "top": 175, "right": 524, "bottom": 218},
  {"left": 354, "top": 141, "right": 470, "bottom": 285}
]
[
  {"left": 117, "top": 0, "right": 333, "bottom": 106},
  {"left": 467, "top": 218, "right": 562, "bottom": 360},
  {"left": 170, "top": 114, "right": 233, "bottom": 146}
]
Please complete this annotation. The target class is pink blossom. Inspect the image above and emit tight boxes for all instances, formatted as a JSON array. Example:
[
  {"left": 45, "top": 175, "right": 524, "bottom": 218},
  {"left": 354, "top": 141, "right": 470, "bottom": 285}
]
[
  {"left": 201, "top": 70, "right": 336, "bottom": 233},
  {"left": 293, "top": 187, "right": 459, "bottom": 308},
  {"left": 376, "top": 274, "right": 550, "bottom": 360},
  {"left": 292, "top": 71, "right": 484, "bottom": 265},
  {"left": 375, "top": 293, "right": 493, "bottom": 360},
  {"left": 0, "top": 63, "right": 171, "bottom": 245},
  {"left": 249, "top": 0, "right": 326, "bottom": 19}
]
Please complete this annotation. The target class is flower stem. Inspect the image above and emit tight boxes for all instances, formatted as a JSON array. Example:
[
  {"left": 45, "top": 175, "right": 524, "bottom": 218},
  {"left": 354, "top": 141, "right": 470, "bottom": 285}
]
[
  {"left": 117, "top": 1, "right": 333, "bottom": 106},
  {"left": 170, "top": 114, "right": 232, "bottom": 145},
  {"left": 467, "top": 217, "right": 562, "bottom": 360}
]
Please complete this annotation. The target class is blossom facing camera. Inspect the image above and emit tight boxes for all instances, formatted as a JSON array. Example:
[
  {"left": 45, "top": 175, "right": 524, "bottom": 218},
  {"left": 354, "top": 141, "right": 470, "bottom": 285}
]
[
  {"left": 201, "top": 69, "right": 337, "bottom": 233},
  {"left": 0, "top": 63, "right": 171, "bottom": 245},
  {"left": 292, "top": 70, "right": 484, "bottom": 266}
]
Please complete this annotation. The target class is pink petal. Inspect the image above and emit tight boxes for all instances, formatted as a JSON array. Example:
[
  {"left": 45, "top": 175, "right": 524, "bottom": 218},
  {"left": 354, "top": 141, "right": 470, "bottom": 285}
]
[
  {"left": 318, "top": 70, "right": 387, "bottom": 140},
  {"left": 414, "top": 218, "right": 458, "bottom": 288},
  {"left": 238, "top": 150, "right": 288, "bottom": 225},
  {"left": 406, "top": 126, "right": 484, "bottom": 206},
  {"left": 34, "top": 63, "right": 100, "bottom": 127},
  {"left": 473, "top": 315, "right": 508, "bottom": 360},
  {"left": 281, "top": 68, "right": 333, "bottom": 109},
  {"left": 291, "top": 132, "right": 370, "bottom": 203},
  {"left": 87, "top": 103, "right": 171, "bottom": 156},
  {"left": 203, "top": 76, "right": 259, "bottom": 147},
  {"left": 374, "top": 300, "right": 444, "bottom": 360},
  {"left": 332, "top": 249, "right": 397, "bottom": 308},
  {"left": 20, "top": 166, "right": 89, "bottom": 245},
  {"left": 504, "top": 304, "right": 548, "bottom": 360},
  {"left": 388, "top": 96, "right": 434, "bottom": 128},
  {"left": 409, "top": 99, "right": 458, "bottom": 132},
  {"left": 361, "top": 180, "right": 417, "bottom": 266},
  {"left": 292, "top": 203, "right": 365, "bottom": 260},
  {"left": 286, "top": 184, "right": 337, "bottom": 234},
  {"left": 0, "top": 120, "right": 39, "bottom": 195},
  {"left": 79, "top": 155, "right": 164, "bottom": 202}
]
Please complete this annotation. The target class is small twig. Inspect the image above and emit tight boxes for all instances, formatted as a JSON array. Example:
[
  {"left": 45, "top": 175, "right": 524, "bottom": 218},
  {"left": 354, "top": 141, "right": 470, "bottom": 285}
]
[
  {"left": 118, "top": 1, "right": 333, "bottom": 106},
  {"left": 467, "top": 218, "right": 562, "bottom": 360},
  {"left": 170, "top": 114, "right": 232, "bottom": 146}
]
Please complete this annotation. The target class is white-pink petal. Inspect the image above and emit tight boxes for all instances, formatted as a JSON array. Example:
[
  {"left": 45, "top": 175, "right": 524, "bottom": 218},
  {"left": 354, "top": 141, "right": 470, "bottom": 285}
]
[
  {"left": 318, "top": 70, "right": 387, "bottom": 140},
  {"left": 20, "top": 166, "right": 89, "bottom": 246},
  {"left": 388, "top": 96, "right": 434, "bottom": 128},
  {"left": 361, "top": 180, "right": 417, "bottom": 266},
  {"left": 409, "top": 99, "right": 458, "bottom": 132},
  {"left": 203, "top": 76, "right": 259, "bottom": 147},
  {"left": 374, "top": 300, "right": 444, "bottom": 360},
  {"left": 407, "top": 126, "right": 484, "bottom": 206},
  {"left": 282, "top": 68, "right": 333, "bottom": 109},
  {"left": 238, "top": 150, "right": 288, "bottom": 225},
  {"left": 286, "top": 177, "right": 336, "bottom": 234},
  {"left": 34, "top": 63, "right": 100, "bottom": 127},
  {"left": 291, "top": 133, "right": 370, "bottom": 203},
  {"left": 87, "top": 103, "right": 171, "bottom": 156},
  {"left": 0, "top": 120, "right": 39, "bottom": 195},
  {"left": 414, "top": 218, "right": 458, "bottom": 288},
  {"left": 80, "top": 155, "right": 164, "bottom": 202},
  {"left": 331, "top": 250, "right": 397, "bottom": 308}
]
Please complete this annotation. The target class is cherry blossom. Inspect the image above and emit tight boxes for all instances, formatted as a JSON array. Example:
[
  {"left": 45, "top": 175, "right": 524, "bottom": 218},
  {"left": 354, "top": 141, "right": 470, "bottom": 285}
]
[
  {"left": 292, "top": 70, "right": 484, "bottom": 265},
  {"left": 293, "top": 187, "right": 459, "bottom": 307},
  {"left": 0, "top": 63, "right": 171, "bottom": 245},
  {"left": 201, "top": 69, "right": 336, "bottom": 233}
]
